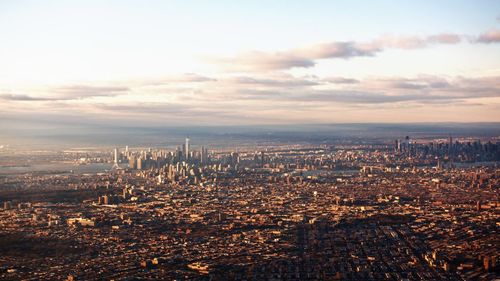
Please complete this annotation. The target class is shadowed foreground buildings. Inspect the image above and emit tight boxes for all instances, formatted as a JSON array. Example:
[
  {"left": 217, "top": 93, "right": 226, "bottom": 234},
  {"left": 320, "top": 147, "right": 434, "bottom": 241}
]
[{"left": 0, "top": 136, "right": 498, "bottom": 280}]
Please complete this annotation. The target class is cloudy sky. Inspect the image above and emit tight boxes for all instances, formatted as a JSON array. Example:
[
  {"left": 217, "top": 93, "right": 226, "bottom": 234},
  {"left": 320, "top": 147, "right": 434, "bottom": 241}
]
[{"left": 1, "top": 0, "right": 500, "bottom": 129}]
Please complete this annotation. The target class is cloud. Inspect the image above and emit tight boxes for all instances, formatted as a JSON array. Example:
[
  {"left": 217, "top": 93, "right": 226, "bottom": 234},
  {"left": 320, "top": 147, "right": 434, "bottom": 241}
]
[
  {"left": 215, "top": 87, "right": 414, "bottom": 105},
  {"left": 375, "top": 33, "right": 461, "bottom": 49},
  {"left": 52, "top": 85, "right": 129, "bottom": 99},
  {"left": 0, "top": 94, "right": 53, "bottom": 101},
  {"left": 175, "top": 73, "right": 216, "bottom": 82},
  {"left": 0, "top": 85, "right": 130, "bottom": 102},
  {"left": 292, "top": 90, "right": 482, "bottom": 105},
  {"left": 91, "top": 103, "right": 247, "bottom": 123},
  {"left": 324, "top": 77, "right": 360, "bottom": 84},
  {"left": 212, "top": 42, "right": 378, "bottom": 71},
  {"left": 212, "top": 33, "right": 464, "bottom": 71},
  {"left": 373, "top": 77, "right": 452, "bottom": 90},
  {"left": 94, "top": 103, "right": 194, "bottom": 115},
  {"left": 300, "top": 42, "right": 380, "bottom": 59},
  {"left": 297, "top": 90, "right": 431, "bottom": 104},
  {"left": 212, "top": 51, "right": 315, "bottom": 71},
  {"left": 227, "top": 76, "right": 319, "bottom": 87},
  {"left": 216, "top": 75, "right": 499, "bottom": 106},
  {"left": 476, "top": 29, "right": 500, "bottom": 43},
  {"left": 427, "top": 33, "right": 462, "bottom": 44},
  {"left": 347, "top": 76, "right": 499, "bottom": 104},
  {"left": 189, "top": 73, "right": 500, "bottom": 108},
  {"left": 140, "top": 73, "right": 216, "bottom": 86},
  {"left": 2, "top": 73, "right": 498, "bottom": 126}
]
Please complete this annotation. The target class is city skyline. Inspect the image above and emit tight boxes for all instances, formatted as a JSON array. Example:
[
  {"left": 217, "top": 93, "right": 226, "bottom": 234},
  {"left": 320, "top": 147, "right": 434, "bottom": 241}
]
[
  {"left": 1, "top": 3, "right": 499, "bottom": 279},
  {"left": 1, "top": 131, "right": 498, "bottom": 280},
  {"left": 1, "top": 0, "right": 500, "bottom": 133}
]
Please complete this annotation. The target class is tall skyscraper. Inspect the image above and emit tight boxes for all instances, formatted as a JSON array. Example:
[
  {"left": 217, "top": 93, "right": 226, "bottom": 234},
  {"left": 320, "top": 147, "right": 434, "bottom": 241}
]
[
  {"left": 200, "top": 146, "right": 206, "bottom": 164},
  {"left": 395, "top": 139, "right": 400, "bottom": 152},
  {"left": 405, "top": 136, "right": 410, "bottom": 157},
  {"left": 185, "top": 137, "right": 190, "bottom": 162},
  {"left": 449, "top": 135, "right": 453, "bottom": 157},
  {"left": 112, "top": 148, "right": 120, "bottom": 169}
]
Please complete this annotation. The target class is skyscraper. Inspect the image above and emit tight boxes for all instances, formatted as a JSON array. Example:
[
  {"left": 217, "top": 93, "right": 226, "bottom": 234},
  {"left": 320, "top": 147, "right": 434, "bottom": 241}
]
[
  {"left": 112, "top": 148, "right": 120, "bottom": 169},
  {"left": 449, "top": 135, "right": 453, "bottom": 157},
  {"left": 405, "top": 136, "right": 410, "bottom": 157},
  {"left": 185, "top": 137, "right": 190, "bottom": 162},
  {"left": 136, "top": 157, "right": 143, "bottom": 170},
  {"left": 200, "top": 146, "right": 206, "bottom": 164},
  {"left": 128, "top": 156, "right": 136, "bottom": 169}
]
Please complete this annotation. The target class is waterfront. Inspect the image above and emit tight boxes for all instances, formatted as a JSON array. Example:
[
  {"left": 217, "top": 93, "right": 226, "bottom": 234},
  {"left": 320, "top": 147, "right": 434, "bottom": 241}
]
[{"left": 0, "top": 163, "right": 113, "bottom": 176}]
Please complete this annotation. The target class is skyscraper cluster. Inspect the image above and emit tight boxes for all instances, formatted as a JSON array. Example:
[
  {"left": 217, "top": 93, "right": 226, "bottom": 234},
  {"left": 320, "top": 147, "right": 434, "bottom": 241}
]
[{"left": 113, "top": 138, "right": 212, "bottom": 171}]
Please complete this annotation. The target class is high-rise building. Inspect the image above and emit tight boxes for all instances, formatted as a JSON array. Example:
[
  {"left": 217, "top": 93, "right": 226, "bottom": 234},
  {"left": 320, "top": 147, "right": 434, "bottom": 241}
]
[
  {"left": 200, "top": 146, "right": 206, "bottom": 164},
  {"left": 448, "top": 135, "right": 453, "bottom": 157},
  {"left": 128, "top": 156, "right": 136, "bottom": 169},
  {"left": 137, "top": 157, "right": 143, "bottom": 170},
  {"left": 112, "top": 148, "right": 120, "bottom": 169},
  {"left": 185, "top": 137, "right": 190, "bottom": 162},
  {"left": 405, "top": 136, "right": 410, "bottom": 156},
  {"left": 230, "top": 152, "right": 239, "bottom": 165}
]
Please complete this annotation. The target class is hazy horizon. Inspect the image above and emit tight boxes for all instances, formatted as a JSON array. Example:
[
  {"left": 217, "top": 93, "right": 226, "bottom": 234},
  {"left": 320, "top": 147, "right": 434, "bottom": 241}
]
[{"left": 2, "top": 122, "right": 499, "bottom": 149}]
